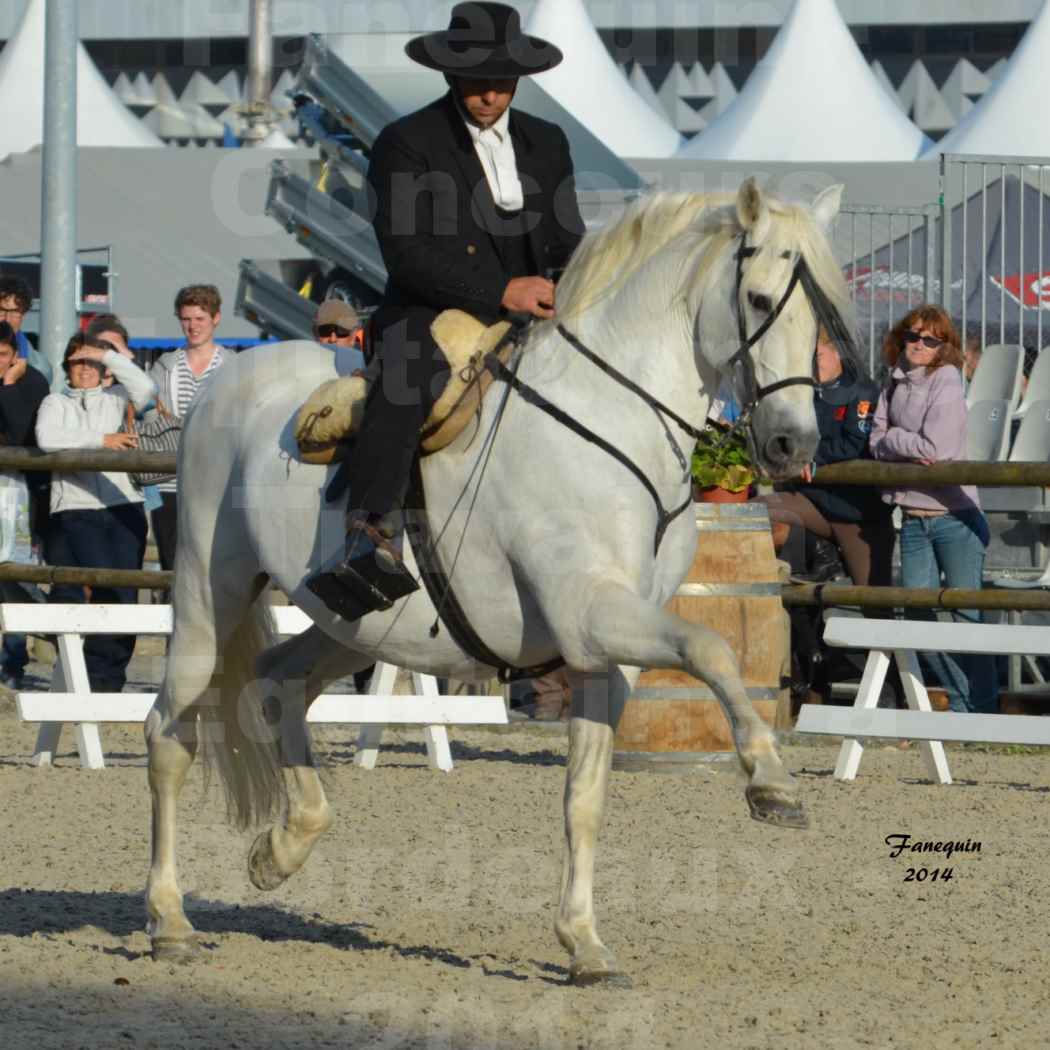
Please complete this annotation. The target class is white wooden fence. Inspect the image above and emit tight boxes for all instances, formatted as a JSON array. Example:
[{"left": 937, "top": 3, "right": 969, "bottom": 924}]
[
  {"left": 796, "top": 616, "right": 1050, "bottom": 784},
  {"left": 1, "top": 603, "right": 506, "bottom": 771}
]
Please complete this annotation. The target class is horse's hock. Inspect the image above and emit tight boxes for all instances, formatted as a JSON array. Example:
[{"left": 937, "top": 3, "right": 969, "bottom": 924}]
[{"left": 613, "top": 502, "right": 789, "bottom": 770}]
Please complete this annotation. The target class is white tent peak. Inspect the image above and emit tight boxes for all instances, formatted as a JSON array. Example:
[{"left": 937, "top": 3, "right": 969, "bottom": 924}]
[
  {"left": 131, "top": 72, "right": 158, "bottom": 107},
  {"left": 931, "top": 0, "right": 1050, "bottom": 158},
  {"left": 0, "top": 0, "right": 161, "bottom": 158},
  {"left": 679, "top": 0, "right": 930, "bottom": 161},
  {"left": 628, "top": 63, "right": 665, "bottom": 119},
  {"left": 898, "top": 60, "right": 955, "bottom": 133},
  {"left": 697, "top": 62, "right": 737, "bottom": 122},
  {"left": 524, "top": 0, "right": 682, "bottom": 158},
  {"left": 686, "top": 61, "right": 715, "bottom": 99}
]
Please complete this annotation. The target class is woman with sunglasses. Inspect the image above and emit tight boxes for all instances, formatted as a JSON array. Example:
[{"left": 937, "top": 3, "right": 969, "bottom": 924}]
[{"left": 869, "top": 305, "right": 998, "bottom": 714}]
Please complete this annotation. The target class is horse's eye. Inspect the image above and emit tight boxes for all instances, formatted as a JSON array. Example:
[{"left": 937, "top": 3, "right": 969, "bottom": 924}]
[{"left": 748, "top": 291, "right": 773, "bottom": 313}]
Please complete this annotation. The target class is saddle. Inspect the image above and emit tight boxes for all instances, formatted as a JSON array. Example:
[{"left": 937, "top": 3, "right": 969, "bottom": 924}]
[{"left": 294, "top": 310, "right": 514, "bottom": 465}]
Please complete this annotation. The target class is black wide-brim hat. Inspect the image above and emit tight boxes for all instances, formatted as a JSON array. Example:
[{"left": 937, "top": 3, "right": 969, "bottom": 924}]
[{"left": 405, "top": 2, "right": 563, "bottom": 78}]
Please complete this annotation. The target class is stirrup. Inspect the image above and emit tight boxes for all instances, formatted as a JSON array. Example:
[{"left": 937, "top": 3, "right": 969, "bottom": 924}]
[{"left": 305, "top": 522, "right": 419, "bottom": 621}]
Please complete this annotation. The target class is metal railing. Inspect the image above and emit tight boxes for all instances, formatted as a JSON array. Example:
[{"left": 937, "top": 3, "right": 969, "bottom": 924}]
[
  {"left": 836, "top": 203, "right": 938, "bottom": 376},
  {"left": 939, "top": 153, "right": 1050, "bottom": 363}
]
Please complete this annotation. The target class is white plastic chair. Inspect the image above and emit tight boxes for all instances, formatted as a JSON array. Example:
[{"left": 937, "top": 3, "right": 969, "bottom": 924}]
[
  {"left": 982, "top": 400, "right": 1050, "bottom": 512},
  {"left": 965, "top": 344, "right": 1024, "bottom": 410},
  {"left": 965, "top": 399, "right": 1012, "bottom": 462},
  {"left": 1014, "top": 347, "right": 1050, "bottom": 419}
]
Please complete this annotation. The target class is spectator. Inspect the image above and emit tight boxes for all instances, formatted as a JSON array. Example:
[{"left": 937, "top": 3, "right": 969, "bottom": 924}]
[
  {"left": 35, "top": 335, "right": 156, "bottom": 692},
  {"left": 0, "top": 276, "right": 54, "bottom": 385},
  {"left": 146, "top": 285, "right": 230, "bottom": 572},
  {"left": 962, "top": 337, "right": 982, "bottom": 383},
  {"left": 313, "top": 299, "right": 361, "bottom": 349},
  {"left": 0, "top": 320, "right": 50, "bottom": 689},
  {"left": 762, "top": 328, "right": 893, "bottom": 588},
  {"left": 85, "top": 314, "right": 137, "bottom": 388},
  {"left": 869, "top": 304, "right": 998, "bottom": 715}
]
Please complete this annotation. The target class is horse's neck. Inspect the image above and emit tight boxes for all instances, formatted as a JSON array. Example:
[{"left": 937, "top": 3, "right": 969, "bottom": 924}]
[{"left": 562, "top": 263, "right": 711, "bottom": 447}]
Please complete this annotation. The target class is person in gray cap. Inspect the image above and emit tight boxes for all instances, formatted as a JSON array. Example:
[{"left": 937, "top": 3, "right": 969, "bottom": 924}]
[
  {"left": 307, "top": 1, "right": 584, "bottom": 621},
  {"left": 313, "top": 299, "right": 361, "bottom": 349}
]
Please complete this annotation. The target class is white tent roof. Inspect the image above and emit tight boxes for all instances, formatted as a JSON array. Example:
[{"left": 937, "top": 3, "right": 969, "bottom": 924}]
[
  {"left": 697, "top": 63, "right": 737, "bottom": 122},
  {"left": 679, "top": 0, "right": 930, "bottom": 161},
  {"left": 524, "top": 0, "right": 682, "bottom": 158},
  {"left": 0, "top": 0, "right": 160, "bottom": 157},
  {"left": 628, "top": 63, "right": 666, "bottom": 119},
  {"left": 941, "top": 58, "right": 991, "bottom": 119},
  {"left": 931, "top": 0, "right": 1050, "bottom": 157},
  {"left": 898, "top": 60, "right": 956, "bottom": 133}
]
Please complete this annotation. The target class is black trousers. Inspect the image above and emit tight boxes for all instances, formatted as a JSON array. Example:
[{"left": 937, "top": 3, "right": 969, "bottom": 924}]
[
  {"left": 343, "top": 305, "right": 451, "bottom": 517},
  {"left": 150, "top": 491, "right": 178, "bottom": 572},
  {"left": 47, "top": 503, "right": 148, "bottom": 692}
]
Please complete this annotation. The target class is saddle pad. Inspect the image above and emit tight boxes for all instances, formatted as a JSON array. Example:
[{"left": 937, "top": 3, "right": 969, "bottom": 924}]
[{"left": 294, "top": 310, "right": 513, "bottom": 465}]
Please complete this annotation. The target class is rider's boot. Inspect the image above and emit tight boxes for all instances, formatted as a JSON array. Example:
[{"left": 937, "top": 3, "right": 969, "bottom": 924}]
[{"left": 306, "top": 509, "right": 420, "bottom": 621}]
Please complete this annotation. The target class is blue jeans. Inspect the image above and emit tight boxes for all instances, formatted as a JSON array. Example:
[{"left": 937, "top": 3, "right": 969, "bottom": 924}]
[{"left": 899, "top": 508, "right": 998, "bottom": 714}]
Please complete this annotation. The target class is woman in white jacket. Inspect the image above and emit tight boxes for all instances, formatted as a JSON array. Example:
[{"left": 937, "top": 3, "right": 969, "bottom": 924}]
[{"left": 35, "top": 335, "right": 157, "bottom": 692}]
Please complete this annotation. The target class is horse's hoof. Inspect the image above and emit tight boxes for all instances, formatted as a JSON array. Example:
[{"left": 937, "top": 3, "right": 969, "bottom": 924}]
[
  {"left": 746, "top": 785, "right": 809, "bottom": 829},
  {"left": 248, "top": 829, "right": 287, "bottom": 891},
  {"left": 151, "top": 937, "right": 200, "bottom": 964},
  {"left": 569, "top": 971, "right": 633, "bottom": 990}
]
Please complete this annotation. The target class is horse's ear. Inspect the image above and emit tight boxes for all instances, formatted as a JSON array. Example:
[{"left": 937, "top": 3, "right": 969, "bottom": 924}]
[
  {"left": 736, "top": 177, "right": 771, "bottom": 242},
  {"left": 812, "top": 184, "right": 844, "bottom": 230}
]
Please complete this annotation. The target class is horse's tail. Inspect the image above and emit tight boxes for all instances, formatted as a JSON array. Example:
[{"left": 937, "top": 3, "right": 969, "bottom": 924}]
[{"left": 199, "top": 595, "right": 286, "bottom": 832}]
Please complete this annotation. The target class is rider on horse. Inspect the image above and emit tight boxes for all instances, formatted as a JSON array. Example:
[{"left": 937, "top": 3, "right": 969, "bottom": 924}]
[{"left": 306, "top": 1, "right": 585, "bottom": 622}]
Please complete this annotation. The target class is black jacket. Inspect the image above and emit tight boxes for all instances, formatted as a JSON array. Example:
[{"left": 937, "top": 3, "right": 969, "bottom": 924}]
[
  {"left": 367, "top": 91, "right": 585, "bottom": 324},
  {"left": 0, "top": 364, "right": 50, "bottom": 497},
  {"left": 788, "top": 364, "right": 886, "bottom": 523}
]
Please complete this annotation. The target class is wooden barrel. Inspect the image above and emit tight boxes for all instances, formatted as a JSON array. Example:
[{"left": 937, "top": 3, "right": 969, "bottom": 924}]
[{"left": 612, "top": 502, "right": 789, "bottom": 772}]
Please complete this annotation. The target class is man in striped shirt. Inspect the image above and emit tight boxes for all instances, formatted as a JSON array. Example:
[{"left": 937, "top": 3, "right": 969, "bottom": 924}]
[{"left": 146, "top": 284, "right": 229, "bottom": 572}]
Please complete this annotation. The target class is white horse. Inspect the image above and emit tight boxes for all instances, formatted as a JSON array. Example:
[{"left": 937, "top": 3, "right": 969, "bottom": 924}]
[{"left": 144, "top": 179, "right": 850, "bottom": 984}]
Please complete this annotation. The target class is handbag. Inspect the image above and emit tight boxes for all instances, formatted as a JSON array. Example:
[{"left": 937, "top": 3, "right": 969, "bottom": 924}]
[{"left": 123, "top": 401, "right": 182, "bottom": 487}]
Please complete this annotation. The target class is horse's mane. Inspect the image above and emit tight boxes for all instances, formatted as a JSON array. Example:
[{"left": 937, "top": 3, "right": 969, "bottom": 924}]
[{"left": 555, "top": 189, "right": 862, "bottom": 376}]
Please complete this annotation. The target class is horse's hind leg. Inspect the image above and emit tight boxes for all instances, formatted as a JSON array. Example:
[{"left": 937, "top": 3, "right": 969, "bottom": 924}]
[
  {"left": 145, "top": 589, "right": 236, "bottom": 959},
  {"left": 145, "top": 567, "right": 271, "bottom": 961},
  {"left": 247, "top": 627, "right": 375, "bottom": 891},
  {"left": 555, "top": 665, "right": 636, "bottom": 988}
]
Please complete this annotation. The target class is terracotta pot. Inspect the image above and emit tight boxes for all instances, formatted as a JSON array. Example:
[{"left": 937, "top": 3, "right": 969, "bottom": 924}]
[{"left": 694, "top": 483, "right": 750, "bottom": 504}]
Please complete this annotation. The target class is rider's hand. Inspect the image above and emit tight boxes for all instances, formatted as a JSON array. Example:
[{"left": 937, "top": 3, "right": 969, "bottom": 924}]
[
  {"left": 799, "top": 463, "right": 814, "bottom": 483},
  {"left": 501, "top": 276, "right": 556, "bottom": 319},
  {"left": 103, "top": 432, "right": 138, "bottom": 450}
]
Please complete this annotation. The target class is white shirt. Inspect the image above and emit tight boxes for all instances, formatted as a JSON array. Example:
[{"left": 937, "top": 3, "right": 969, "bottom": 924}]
[{"left": 463, "top": 106, "right": 524, "bottom": 212}]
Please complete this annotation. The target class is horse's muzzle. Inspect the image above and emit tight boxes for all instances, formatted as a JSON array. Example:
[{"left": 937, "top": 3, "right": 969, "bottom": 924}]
[{"left": 751, "top": 405, "right": 819, "bottom": 481}]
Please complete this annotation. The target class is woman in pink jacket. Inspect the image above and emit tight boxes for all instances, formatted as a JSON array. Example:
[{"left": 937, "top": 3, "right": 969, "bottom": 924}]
[{"left": 869, "top": 305, "right": 997, "bottom": 714}]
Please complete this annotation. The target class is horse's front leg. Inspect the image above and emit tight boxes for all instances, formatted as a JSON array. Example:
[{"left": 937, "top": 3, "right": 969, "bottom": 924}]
[
  {"left": 555, "top": 666, "right": 636, "bottom": 987},
  {"left": 566, "top": 577, "right": 806, "bottom": 829}
]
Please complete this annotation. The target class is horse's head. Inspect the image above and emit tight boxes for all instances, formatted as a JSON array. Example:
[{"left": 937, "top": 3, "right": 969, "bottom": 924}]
[{"left": 693, "top": 178, "right": 851, "bottom": 481}]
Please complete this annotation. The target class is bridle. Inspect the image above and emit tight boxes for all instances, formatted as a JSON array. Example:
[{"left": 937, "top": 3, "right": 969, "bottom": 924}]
[{"left": 713, "top": 235, "right": 818, "bottom": 448}]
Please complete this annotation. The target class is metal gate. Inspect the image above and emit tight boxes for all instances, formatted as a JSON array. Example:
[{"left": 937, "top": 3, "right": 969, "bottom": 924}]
[
  {"left": 939, "top": 152, "right": 1050, "bottom": 366},
  {"left": 835, "top": 203, "right": 938, "bottom": 376}
]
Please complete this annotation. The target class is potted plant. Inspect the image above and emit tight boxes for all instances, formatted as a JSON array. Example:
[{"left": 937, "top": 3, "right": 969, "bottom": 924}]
[{"left": 690, "top": 425, "right": 756, "bottom": 502}]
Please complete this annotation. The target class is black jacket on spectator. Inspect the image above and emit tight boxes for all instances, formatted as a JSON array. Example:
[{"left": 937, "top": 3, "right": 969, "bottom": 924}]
[
  {"left": 0, "top": 364, "right": 51, "bottom": 524},
  {"left": 785, "top": 363, "right": 887, "bottom": 524}
]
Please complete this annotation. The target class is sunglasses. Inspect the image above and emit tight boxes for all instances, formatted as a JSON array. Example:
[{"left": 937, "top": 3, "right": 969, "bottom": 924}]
[
  {"left": 316, "top": 324, "right": 353, "bottom": 339},
  {"left": 903, "top": 330, "right": 943, "bottom": 349}
]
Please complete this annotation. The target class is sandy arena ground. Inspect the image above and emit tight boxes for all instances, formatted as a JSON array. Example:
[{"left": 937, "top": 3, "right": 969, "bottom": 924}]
[{"left": 1, "top": 646, "right": 1049, "bottom": 1050}]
